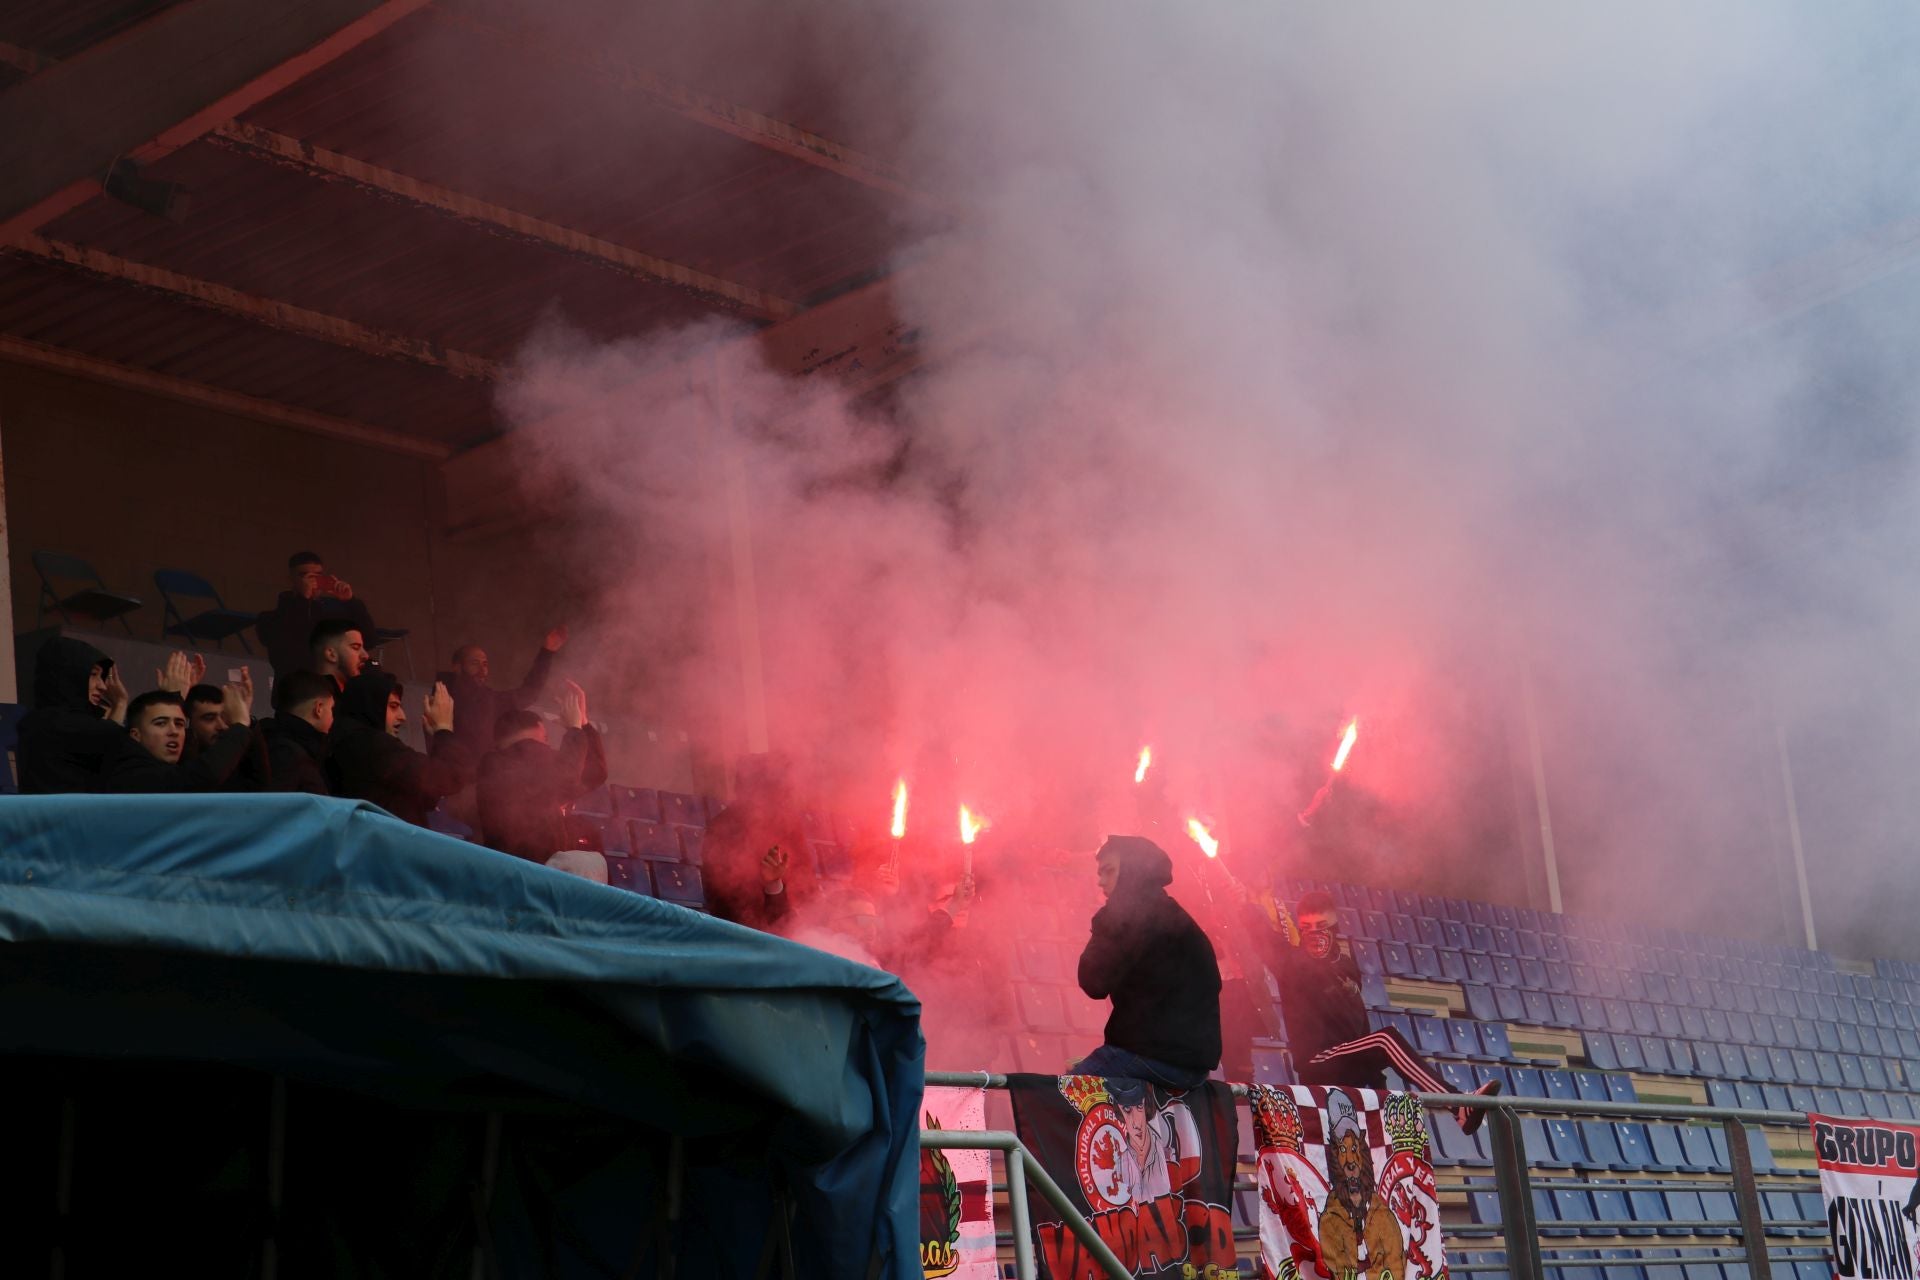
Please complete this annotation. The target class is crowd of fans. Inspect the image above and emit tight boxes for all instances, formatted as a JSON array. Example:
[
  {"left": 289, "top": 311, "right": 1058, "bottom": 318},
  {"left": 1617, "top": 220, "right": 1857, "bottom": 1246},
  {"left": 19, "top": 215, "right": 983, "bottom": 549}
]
[
  {"left": 14, "top": 547, "right": 972, "bottom": 963},
  {"left": 15, "top": 550, "right": 601, "bottom": 871}
]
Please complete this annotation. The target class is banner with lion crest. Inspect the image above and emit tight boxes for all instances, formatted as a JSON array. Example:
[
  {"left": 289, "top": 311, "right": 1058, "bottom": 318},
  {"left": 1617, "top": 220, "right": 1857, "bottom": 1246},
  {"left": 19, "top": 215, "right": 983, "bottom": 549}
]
[
  {"left": 1008, "top": 1073, "right": 1241, "bottom": 1280},
  {"left": 1248, "top": 1084, "right": 1448, "bottom": 1280},
  {"left": 921, "top": 1085, "right": 997, "bottom": 1279}
]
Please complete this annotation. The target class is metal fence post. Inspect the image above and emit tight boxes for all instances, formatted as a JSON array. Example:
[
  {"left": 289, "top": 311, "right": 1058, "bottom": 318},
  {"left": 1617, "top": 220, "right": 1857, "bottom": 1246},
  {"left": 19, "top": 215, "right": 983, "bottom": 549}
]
[
  {"left": 1005, "top": 1146, "right": 1037, "bottom": 1280},
  {"left": 1486, "top": 1108, "right": 1544, "bottom": 1280},
  {"left": 1724, "top": 1119, "right": 1775, "bottom": 1279}
]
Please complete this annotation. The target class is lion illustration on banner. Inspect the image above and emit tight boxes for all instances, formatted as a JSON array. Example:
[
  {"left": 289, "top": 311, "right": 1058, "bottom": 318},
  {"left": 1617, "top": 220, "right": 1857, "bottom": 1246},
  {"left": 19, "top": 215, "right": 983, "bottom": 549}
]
[{"left": 1318, "top": 1091, "right": 1406, "bottom": 1280}]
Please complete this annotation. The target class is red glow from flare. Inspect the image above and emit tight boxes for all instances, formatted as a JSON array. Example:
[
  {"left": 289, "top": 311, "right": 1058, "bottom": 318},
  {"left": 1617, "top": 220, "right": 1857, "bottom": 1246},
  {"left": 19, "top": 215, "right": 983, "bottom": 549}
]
[
  {"left": 890, "top": 779, "right": 908, "bottom": 839},
  {"left": 1331, "top": 718, "right": 1359, "bottom": 772},
  {"left": 1134, "top": 746, "right": 1152, "bottom": 784},
  {"left": 958, "top": 804, "right": 989, "bottom": 845},
  {"left": 1185, "top": 818, "right": 1219, "bottom": 858}
]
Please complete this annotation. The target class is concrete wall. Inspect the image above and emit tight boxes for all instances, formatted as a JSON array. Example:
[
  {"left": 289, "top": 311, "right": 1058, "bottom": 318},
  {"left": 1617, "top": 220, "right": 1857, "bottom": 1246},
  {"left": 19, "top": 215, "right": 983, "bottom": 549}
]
[{"left": 0, "top": 363, "right": 443, "bottom": 683}]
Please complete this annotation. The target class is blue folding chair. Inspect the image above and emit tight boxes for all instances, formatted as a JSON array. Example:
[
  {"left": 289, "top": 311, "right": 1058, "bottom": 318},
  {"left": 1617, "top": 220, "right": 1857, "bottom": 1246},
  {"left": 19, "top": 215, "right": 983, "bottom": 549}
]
[
  {"left": 154, "top": 568, "right": 256, "bottom": 651},
  {"left": 34, "top": 549, "right": 141, "bottom": 633}
]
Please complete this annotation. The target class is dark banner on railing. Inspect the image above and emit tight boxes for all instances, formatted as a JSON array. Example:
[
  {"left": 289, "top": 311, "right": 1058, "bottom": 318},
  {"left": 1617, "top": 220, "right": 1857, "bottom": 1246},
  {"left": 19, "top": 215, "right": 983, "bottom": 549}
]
[
  {"left": 1248, "top": 1085, "right": 1448, "bottom": 1280},
  {"left": 1008, "top": 1074, "right": 1241, "bottom": 1280},
  {"left": 1811, "top": 1111, "right": 1920, "bottom": 1279}
]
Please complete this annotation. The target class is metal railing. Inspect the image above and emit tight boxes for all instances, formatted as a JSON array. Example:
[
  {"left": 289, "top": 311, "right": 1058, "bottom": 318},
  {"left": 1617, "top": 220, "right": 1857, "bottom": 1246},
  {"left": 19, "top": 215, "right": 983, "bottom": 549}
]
[{"left": 923, "top": 1070, "right": 1826, "bottom": 1280}]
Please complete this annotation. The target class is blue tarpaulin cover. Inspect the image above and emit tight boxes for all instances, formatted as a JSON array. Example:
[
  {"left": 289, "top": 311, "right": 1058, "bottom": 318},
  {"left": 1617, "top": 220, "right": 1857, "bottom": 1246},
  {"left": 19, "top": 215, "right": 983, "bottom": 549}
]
[{"left": 0, "top": 793, "right": 924, "bottom": 1277}]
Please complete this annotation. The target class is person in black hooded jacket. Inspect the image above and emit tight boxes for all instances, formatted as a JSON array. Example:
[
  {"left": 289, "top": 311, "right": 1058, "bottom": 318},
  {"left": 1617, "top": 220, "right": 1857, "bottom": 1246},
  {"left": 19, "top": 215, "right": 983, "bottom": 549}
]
[
  {"left": 18, "top": 635, "right": 131, "bottom": 793},
  {"left": 326, "top": 670, "right": 470, "bottom": 827},
  {"left": 476, "top": 682, "right": 607, "bottom": 862},
  {"left": 1070, "top": 834, "right": 1222, "bottom": 1088}
]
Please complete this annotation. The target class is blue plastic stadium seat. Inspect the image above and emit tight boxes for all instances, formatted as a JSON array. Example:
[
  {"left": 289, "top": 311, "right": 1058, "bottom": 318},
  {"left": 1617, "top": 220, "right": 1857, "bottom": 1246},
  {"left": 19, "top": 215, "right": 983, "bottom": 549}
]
[
  {"left": 658, "top": 791, "right": 706, "bottom": 827},
  {"left": 1576, "top": 1120, "right": 1628, "bottom": 1171},
  {"left": 1427, "top": 1110, "right": 1490, "bottom": 1167},
  {"left": 1533, "top": 1187, "right": 1573, "bottom": 1238},
  {"left": 1570, "top": 964, "right": 1598, "bottom": 996},
  {"left": 1446, "top": 1019, "right": 1483, "bottom": 1058},
  {"left": 1494, "top": 985, "right": 1527, "bottom": 1023},
  {"left": 1469, "top": 1190, "right": 1503, "bottom": 1224},
  {"left": 1542, "top": 1069, "right": 1577, "bottom": 1101},
  {"left": 1494, "top": 954, "right": 1523, "bottom": 987},
  {"left": 1389, "top": 913, "right": 1419, "bottom": 944},
  {"left": 1698, "top": 1191, "right": 1739, "bottom": 1234},
  {"left": 1615, "top": 1122, "right": 1668, "bottom": 1171},
  {"left": 1470, "top": 923, "right": 1496, "bottom": 952},
  {"left": 1693, "top": 1042, "right": 1727, "bottom": 1078},
  {"left": 570, "top": 784, "right": 614, "bottom": 818},
  {"left": 1584, "top": 1034, "right": 1619, "bottom": 1072},
  {"left": 1734, "top": 1082, "right": 1767, "bottom": 1112},
  {"left": 1641, "top": 1037, "right": 1673, "bottom": 1074},
  {"left": 1552, "top": 1188, "right": 1593, "bottom": 1232},
  {"left": 1380, "top": 941, "right": 1414, "bottom": 977},
  {"left": 1628, "top": 1188, "right": 1673, "bottom": 1234},
  {"left": 1599, "top": 1248, "right": 1646, "bottom": 1280},
  {"left": 1464, "top": 1023, "right": 1509, "bottom": 1063},
  {"left": 1522, "top": 990, "right": 1555, "bottom": 1026},
  {"left": 1613, "top": 1035, "right": 1646, "bottom": 1072},
  {"left": 1656, "top": 1004, "right": 1685, "bottom": 1038},
  {"left": 1591, "top": 1187, "right": 1637, "bottom": 1231},
  {"left": 1520, "top": 958, "right": 1549, "bottom": 989},
  {"left": 1680, "top": 1123, "right": 1723, "bottom": 1173},
  {"left": 1466, "top": 951, "right": 1497, "bottom": 984},
  {"left": 1630, "top": 1002, "right": 1661, "bottom": 1036},
  {"left": 1465, "top": 983, "right": 1499, "bottom": 1023},
  {"left": 1438, "top": 949, "right": 1470, "bottom": 983},
  {"left": 1360, "top": 972, "right": 1390, "bottom": 1008},
  {"left": 1546, "top": 1118, "right": 1593, "bottom": 1168},
  {"left": 1506, "top": 1066, "right": 1545, "bottom": 1097},
  {"left": 649, "top": 862, "right": 704, "bottom": 909},
  {"left": 1648, "top": 1123, "right": 1707, "bottom": 1172},
  {"left": 1412, "top": 1014, "right": 1451, "bottom": 1058},
  {"left": 610, "top": 785, "right": 662, "bottom": 822},
  {"left": 1576, "top": 996, "right": 1609, "bottom": 1029},
  {"left": 1523, "top": 1118, "right": 1570, "bottom": 1170},
  {"left": 605, "top": 857, "right": 652, "bottom": 895},
  {"left": 1410, "top": 944, "right": 1444, "bottom": 981},
  {"left": 1437, "top": 1061, "right": 1478, "bottom": 1094}
]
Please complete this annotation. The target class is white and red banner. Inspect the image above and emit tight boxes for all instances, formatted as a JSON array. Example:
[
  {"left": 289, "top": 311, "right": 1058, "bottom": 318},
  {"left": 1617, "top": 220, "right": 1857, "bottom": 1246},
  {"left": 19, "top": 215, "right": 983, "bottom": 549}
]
[
  {"left": 921, "top": 1085, "right": 997, "bottom": 1280},
  {"left": 1248, "top": 1084, "right": 1448, "bottom": 1280},
  {"left": 1811, "top": 1112, "right": 1920, "bottom": 1279}
]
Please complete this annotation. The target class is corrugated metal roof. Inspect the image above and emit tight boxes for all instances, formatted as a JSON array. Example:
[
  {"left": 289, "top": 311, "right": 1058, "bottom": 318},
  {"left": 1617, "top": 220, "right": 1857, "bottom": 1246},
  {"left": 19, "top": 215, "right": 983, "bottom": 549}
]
[{"left": 0, "top": 0, "right": 923, "bottom": 453}]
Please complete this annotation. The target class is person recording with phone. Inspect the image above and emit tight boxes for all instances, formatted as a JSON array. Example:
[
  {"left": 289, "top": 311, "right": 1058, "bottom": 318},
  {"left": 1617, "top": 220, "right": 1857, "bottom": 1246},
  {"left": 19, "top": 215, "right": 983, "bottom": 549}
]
[{"left": 255, "top": 550, "right": 379, "bottom": 679}]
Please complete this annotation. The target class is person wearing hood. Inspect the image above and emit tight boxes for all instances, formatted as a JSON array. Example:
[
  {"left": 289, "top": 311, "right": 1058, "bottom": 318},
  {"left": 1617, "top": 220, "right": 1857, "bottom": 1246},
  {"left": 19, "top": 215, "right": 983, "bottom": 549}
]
[
  {"left": 17, "top": 636, "right": 131, "bottom": 792},
  {"left": 104, "top": 685, "right": 256, "bottom": 792},
  {"left": 435, "top": 628, "right": 567, "bottom": 763},
  {"left": 326, "top": 671, "right": 469, "bottom": 827},
  {"left": 260, "top": 670, "right": 336, "bottom": 795},
  {"left": 476, "top": 681, "right": 608, "bottom": 862},
  {"left": 1070, "top": 835, "right": 1222, "bottom": 1089},
  {"left": 255, "top": 551, "right": 378, "bottom": 679}
]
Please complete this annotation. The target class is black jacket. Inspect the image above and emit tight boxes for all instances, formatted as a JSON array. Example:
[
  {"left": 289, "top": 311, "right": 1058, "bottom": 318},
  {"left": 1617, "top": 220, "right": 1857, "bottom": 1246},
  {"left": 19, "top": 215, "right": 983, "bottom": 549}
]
[
  {"left": 476, "top": 727, "right": 608, "bottom": 862},
  {"left": 1242, "top": 906, "right": 1370, "bottom": 1060},
  {"left": 255, "top": 591, "right": 376, "bottom": 679},
  {"left": 326, "top": 672, "right": 470, "bottom": 827},
  {"left": 436, "top": 647, "right": 555, "bottom": 763},
  {"left": 1077, "top": 836, "right": 1222, "bottom": 1071},
  {"left": 261, "top": 714, "right": 331, "bottom": 795},
  {"left": 103, "top": 725, "right": 255, "bottom": 793},
  {"left": 18, "top": 636, "right": 123, "bottom": 794}
]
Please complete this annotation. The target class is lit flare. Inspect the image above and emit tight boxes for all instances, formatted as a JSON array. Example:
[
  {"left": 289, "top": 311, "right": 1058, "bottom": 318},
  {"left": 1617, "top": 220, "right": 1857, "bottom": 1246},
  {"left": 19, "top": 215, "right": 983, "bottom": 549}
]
[
  {"left": 1134, "top": 746, "right": 1153, "bottom": 784},
  {"left": 1331, "top": 718, "right": 1359, "bottom": 772},
  {"left": 958, "top": 804, "right": 989, "bottom": 845},
  {"left": 890, "top": 779, "right": 909, "bottom": 839},
  {"left": 1185, "top": 817, "right": 1219, "bottom": 859}
]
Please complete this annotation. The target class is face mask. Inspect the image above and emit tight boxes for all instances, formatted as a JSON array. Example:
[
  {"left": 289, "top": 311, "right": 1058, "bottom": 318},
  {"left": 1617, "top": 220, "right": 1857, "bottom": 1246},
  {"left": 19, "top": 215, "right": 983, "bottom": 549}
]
[{"left": 1301, "top": 926, "right": 1337, "bottom": 960}]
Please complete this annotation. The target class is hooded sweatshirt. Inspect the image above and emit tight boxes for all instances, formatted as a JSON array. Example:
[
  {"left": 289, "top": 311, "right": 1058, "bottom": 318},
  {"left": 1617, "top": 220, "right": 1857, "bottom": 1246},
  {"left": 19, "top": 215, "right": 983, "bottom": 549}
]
[
  {"left": 1077, "top": 835, "right": 1223, "bottom": 1072},
  {"left": 326, "top": 671, "right": 470, "bottom": 827},
  {"left": 476, "top": 726, "right": 608, "bottom": 862},
  {"left": 18, "top": 636, "right": 123, "bottom": 793}
]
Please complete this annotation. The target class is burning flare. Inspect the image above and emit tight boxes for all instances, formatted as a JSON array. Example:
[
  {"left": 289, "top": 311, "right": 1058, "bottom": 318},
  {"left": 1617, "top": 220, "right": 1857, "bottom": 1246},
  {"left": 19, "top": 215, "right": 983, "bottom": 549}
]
[
  {"left": 890, "top": 779, "right": 909, "bottom": 839},
  {"left": 1331, "top": 718, "right": 1359, "bottom": 772},
  {"left": 958, "top": 804, "right": 989, "bottom": 845},
  {"left": 1185, "top": 817, "right": 1219, "bottom": 859},
  {"left": 1134, "top": 745, "right": 1153, "bottom": 784}
]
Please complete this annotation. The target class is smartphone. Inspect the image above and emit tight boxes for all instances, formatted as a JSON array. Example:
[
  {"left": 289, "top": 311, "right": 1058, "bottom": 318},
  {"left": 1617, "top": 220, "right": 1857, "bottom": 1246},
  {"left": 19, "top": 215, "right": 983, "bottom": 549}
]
[
  {"left": 228, "top": 668, "right": 245, "bottom": 683},
  {"left": 315, "top": 572, "right": 340, "bottom": 595}
]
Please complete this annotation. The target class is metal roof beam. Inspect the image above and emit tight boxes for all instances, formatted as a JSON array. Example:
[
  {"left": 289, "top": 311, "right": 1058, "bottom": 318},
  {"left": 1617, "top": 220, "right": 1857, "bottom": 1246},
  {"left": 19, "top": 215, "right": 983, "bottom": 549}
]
[
  {"left": 206, "top": 121, "right": 800, "bottom": 322},
  {"left": 0, "top": 0, "right": 432, "bottom": 245},
  {"left": 0, "top": 334, "right": 450, "bottom": 460},
  {"left": 11, "top": 234, "right": 501, "bottom": 380},
  {"left": 432, "top": 6, "right": 941, "bottom": 213}
]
